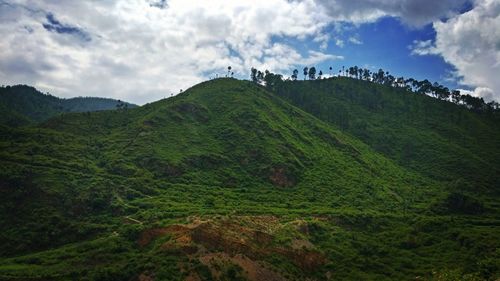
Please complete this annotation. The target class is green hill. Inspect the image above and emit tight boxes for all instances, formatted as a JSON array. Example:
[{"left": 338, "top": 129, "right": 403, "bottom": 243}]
[
  {"left": 271, "top": 77, "right": 500, "bottom": 192},
  {"left": 0, "top": 78, "right": 498, "bottom": 280},
  {"left": 0, "top": 85, "right": 137, "bottom": 126}
]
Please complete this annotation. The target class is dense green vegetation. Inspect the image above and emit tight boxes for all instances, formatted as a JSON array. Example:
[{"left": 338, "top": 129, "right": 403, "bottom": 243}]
[
  {"left": 0, "top": 78, "right": 499, "bottom": 280},
  {"left": 269, "top": 77, "right": 500, "bottom": 191},
  {"left": 0, "top": 85, "right": 137, "bottom": 126}
]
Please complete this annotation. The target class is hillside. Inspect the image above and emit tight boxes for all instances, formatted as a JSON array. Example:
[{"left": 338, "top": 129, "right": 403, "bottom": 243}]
[
  {"left": 0, "top": 85, "right": 137, "bottom": 126},
  {"left": 271, "top": 77, "right": 500, "bottom": 193},
  {"left": 0, "top": 78, "right": 499, "bottom": 280}
]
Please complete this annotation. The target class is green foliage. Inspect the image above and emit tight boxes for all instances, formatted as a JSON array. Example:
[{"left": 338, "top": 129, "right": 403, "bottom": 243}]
[
  {"left": 0, "top": 78, "right": 498, "bottom": 280},
  {"left": 271, "top": 77, "right": 500, "bottom": 193}
]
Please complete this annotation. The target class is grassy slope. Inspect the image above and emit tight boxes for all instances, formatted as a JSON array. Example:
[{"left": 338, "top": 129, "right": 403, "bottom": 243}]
[{"left": 0, "top": 78, "right": 498, "bottom": 280}]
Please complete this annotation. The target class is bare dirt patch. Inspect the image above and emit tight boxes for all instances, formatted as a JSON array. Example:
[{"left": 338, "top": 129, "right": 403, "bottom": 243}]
[{"left": 137, "top": 216, "right": 327, "bottom": 279}]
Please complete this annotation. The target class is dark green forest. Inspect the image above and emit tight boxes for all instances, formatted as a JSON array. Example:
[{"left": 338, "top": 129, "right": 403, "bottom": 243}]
[
  {"left": 0, "top": 77, "right": 499, "bottom": 280},
  {"left": 0, "top": 85, "right": 137, "bottom": 126}
]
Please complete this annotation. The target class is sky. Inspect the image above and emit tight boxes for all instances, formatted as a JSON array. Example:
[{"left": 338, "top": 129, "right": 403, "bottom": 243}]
[{"left": 0, "top": 0, "right": 499, "bottom": 105}]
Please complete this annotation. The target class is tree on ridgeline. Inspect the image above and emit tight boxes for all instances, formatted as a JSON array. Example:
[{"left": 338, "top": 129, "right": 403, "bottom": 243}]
[
  {"left": 436, "top": 85, "right": 450, "bottom": 100},
  {"left": 432, "top": 82, "right": 441, "bottom": 98},
  {"left": 308, "top": 67, "right": 316, "bottom": 80},
  {"left": 264, "top": 70, "right": 284, "bottom": 92},
  {"left": 329, "top": 66, "right": 333, "bottom": 76},
  {"left": 251, "top": 67, "right": 258, "bottom": 83},
  {"left": 412, "top": 79, "right": 421, "bottom": 92},
  {"left": 487, "top": 101, "right": 500, "bottom": 112},
  {"left": 291, "top": 69, "right": 299, "bottom": 81},
  {"left": 405, "top": 78, "right": 415, "bottom": 90},
  {"left": 419, "top": 80, "right": 432, "bottom": 95},
  {"left": 376, "top": 69, "right": 385, "bottom": 84},
  {"left": 248, "top": 67, "right": 499, "bottom": 114},
  {"left": 227, "top": 66, "right": 232, "bottom": 77},
  {"left": 396, "top": 77, "right": 405, "bottom": 88},
  {"left": 348, "top": 67, "right": 354, "bottom": 78},
  {"left": 363, "top": 69, "right": 371, "bottom": 81},
  {"left": 387, "top": 74, "right": 395, "bottom": 86},
  {"left": 257, "top": 70, "right": 264, "bottom": 83},
  {"left": 451, "top": 90, "right": 461, "bottom": 104},
  {"left": 461, "top": 94, "right": 486, "bottom": 112}
]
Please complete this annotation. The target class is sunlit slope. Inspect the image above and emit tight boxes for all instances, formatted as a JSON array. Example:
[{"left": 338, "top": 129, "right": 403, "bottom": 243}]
[{"left": 40, "top": 78, "right": 435, "bottom": 202}]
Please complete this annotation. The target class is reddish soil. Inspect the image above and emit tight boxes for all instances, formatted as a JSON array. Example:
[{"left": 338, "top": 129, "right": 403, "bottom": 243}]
[
  {"left": 138, "top": 224, "right": 191, "bottom": 247},
  {"left": 137, "top": 216, "right": 327, "bottom": 278}
]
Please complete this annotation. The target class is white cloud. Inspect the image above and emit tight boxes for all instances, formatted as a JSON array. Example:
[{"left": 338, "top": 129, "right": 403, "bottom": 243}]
[
  {"left": 410, "top": 0, "right": 500, "bottom": 101},
  {"left": 313, "top": 33, "right": 330, "bottom": 50},
  {"left": 0, "top": 0, "right": 493, "bottom": 104},
  {"left": 335, "top": 39, "right": 345, "bottom": 48},
  {"left": 348, "top": 36, "right": 362, "bottom": 45},
  {"left": 409, "top": 40, "right": 435, "bottom": 55},
  {"left": 0, "top": 0, "right": 338, "bottom": 104},
  {"left": 458, "top": 87, "right": 496, "bottom": 102}
]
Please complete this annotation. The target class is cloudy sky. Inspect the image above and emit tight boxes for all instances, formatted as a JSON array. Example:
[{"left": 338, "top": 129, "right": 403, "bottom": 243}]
[{"left": 0, "top": 0, "right": 498, "bottom": 104}]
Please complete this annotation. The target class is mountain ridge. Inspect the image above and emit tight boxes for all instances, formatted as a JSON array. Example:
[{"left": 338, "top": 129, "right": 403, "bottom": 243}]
[{"left": 0, "top": 84, "right": 137, "bottom": 126}]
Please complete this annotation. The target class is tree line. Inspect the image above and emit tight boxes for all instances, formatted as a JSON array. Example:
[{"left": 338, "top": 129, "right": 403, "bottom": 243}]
[{"left": 249, "top": 66, "right": 499, "bottom": 113}]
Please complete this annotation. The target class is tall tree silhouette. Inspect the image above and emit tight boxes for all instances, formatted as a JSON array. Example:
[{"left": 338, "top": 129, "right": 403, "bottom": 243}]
[
  {"left": 257, "top": 70, "right": 264, "bottom": 83},
  {"left": 303, "top": 67, "right": 309, "bottom": 80},
  {"left": 451, "top": 90, "right": 461, "bottom": 104},
  {"left": 291, "top": 69, "right": 299, "bottom": 81},
  {"left": 308, "top": 67, "right": 316, "bottom": 80},
  {"left": 251, "top": 68, "right": 258, "bottom": 83},
  {"left": 363, "top": 69, "right": 370, "bottom": 81}
]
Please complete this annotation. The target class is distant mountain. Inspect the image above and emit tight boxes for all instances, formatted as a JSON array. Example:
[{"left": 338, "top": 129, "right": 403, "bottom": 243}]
[
  {"left": 0, "top": 78, "right": 498, "bottom": 280},
  {"left": 0, "top": 85, "right": 137, "bottom": 126}
]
